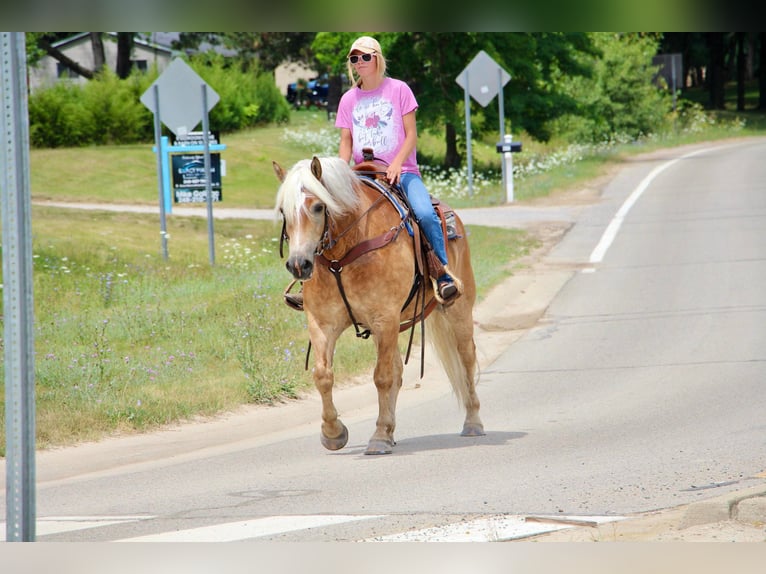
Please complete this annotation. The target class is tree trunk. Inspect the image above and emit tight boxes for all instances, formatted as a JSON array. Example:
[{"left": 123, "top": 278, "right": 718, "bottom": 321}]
[
  {"left": 38, "top": 36, "right": 94, "bottom": 79},
  {"left": 90, "top": 32, "right": 105, "bottom": 72},
  {"left": 707, "top": 32, "right": 726, "bottom": 109},
  {"left": 736, "top": 33, "right": 746, "bottom": 111},
  {"left": 115, "top": 33, "right": 134, "bottom": 79},
  {"left": 444, "top": 123, "right": 461, "bottom": 169}
]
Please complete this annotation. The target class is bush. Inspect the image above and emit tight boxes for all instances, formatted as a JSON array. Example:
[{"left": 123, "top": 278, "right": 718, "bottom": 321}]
[
  {"left": 189, "top": 54, "right": 290, "bottom": 132},
  {"left": 29, "top": 83, "right": 92, "bottom": 147},
  {"left": 28, "top": 56, "right": 291, "bottom": 148}
]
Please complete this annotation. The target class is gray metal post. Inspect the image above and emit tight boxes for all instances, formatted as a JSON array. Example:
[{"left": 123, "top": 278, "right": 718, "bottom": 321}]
[
  {"left": 152, "top": 85, "right": 169, "bottom": 260},
  {"left": 1, "top": 31, "right": 37, "bottom": 542},
  {"left": 201, "top": 84, "right": 215, "bottom": 265},
  {"left": 463, "top": 70, "right": 473, "bottom": 197},
  {"left": 498, "top": 67, "right": 507, "bottom": 196}
]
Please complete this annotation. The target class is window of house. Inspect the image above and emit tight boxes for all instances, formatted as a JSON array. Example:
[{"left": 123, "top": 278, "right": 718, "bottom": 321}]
[{"left": 56, "top": 63, "right": 78, "bottom": 79}]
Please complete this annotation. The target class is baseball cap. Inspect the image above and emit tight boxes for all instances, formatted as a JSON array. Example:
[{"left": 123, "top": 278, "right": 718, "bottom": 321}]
[{"left": 347, "top": 36, "right": 381, "bottom": 57}]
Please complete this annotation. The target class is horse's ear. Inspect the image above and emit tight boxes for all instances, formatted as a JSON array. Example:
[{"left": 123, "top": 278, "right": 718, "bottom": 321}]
[
  {"left": 310, "top": 156, "right": 322, "bottom": 181},
  {"left": 272, "top": 161, "right": 286, "bottom": 182}
]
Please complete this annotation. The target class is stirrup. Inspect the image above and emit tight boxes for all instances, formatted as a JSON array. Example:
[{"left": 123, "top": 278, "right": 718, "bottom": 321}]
[
  {"left": 431, "top": 266, "right": 463, "bottom": 307},
  {"left": 283, "top": 279, "right": 304, "bottom": 311}
]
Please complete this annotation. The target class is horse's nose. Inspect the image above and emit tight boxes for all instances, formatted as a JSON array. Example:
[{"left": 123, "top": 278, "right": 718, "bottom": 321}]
[{"left": 286, "top": 256, "right": 314, "bottom": 280}]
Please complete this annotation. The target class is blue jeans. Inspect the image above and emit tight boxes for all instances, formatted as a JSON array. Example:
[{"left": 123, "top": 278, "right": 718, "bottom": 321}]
[{"left": 400, "top": 173, "right": 448, "bottom": 266}]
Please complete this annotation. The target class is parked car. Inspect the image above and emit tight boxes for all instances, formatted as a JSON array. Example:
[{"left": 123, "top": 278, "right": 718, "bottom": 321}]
[{"left": 286, "top": 76, "right": 329, "bottom": 109}]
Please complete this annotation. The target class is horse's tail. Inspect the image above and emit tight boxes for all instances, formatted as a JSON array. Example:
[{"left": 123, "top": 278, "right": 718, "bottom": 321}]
[{"left": 425, "top": 308, "right": 478, "bottom": 409}]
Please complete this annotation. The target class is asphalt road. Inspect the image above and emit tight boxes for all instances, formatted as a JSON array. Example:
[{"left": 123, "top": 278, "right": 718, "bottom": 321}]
[{"left": 4, "top": 138, "right": 766, "bottom": 543}]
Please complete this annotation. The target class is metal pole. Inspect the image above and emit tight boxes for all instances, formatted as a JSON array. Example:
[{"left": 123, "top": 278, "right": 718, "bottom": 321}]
[
  {"left": 498, "top": 67, "right": 507, "bottom": 196},
  {"left": 152, "top": 85, "right": 169, "bottom": 260},
  {"left": 503, "top": 134, "right": 514, "bottom": 203},
  {"left": 201, "top": 84, "right": 215, "bottom": 266},
  {"left": 1, "top": 31, "right": 36, "bottom": 542},
  {"left": 463, "top": 70, "right": 473, "bottom": 197}
]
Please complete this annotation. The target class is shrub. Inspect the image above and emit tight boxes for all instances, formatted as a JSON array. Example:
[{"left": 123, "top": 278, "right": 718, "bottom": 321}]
[{"left": 28, "top": 56, "right": 291, "bottom": 148}]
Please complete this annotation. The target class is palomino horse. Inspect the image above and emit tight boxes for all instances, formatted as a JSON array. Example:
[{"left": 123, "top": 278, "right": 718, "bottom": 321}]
[{"left": 273, "top": 156, "right": 484, "bottom": 454}]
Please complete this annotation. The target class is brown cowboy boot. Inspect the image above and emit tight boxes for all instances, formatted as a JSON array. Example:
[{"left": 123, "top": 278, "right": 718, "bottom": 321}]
[{"left": 437, "top": 275, "right": 459, "bottom": 302}]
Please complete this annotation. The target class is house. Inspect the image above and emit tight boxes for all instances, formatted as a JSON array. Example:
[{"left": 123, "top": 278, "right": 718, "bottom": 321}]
[
  {"left": 274, "top": 60, "right": 319, "bottom": 97},
  {"left": 28, "top": 32, "right": 174, "bottom": 92}
]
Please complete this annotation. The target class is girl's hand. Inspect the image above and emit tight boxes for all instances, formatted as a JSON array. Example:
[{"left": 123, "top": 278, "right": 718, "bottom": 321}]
[{"left": 386, "top": 163, "right": 402, "bottom": 184}]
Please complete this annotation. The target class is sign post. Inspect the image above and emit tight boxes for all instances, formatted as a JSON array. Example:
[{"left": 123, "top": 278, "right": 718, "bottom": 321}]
[
  {"left": 1, "top": 31, "right": 36, "bottom": 542},
  {"left": 456, "top": 51, "right": 513, "bottom": 199},
  {"left": 141, "top": 58, "right": 222, "bottom": 263}
]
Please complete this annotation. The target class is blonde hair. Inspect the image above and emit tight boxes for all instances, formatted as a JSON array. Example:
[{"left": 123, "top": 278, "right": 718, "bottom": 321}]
[{"left": 346, "top": 49, "right": 387, "bottom": 87}]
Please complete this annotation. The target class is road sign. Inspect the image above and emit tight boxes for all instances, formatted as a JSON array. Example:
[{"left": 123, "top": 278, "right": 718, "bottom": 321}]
[
  {"left": 140, "top": 58, "right": 220, "bottom": 135},
  {"left": 456, "top": 50, "right": 513, "bottom": 197},
  {"left": 456, "top": 50, "right": 511, "bottom": 108}
]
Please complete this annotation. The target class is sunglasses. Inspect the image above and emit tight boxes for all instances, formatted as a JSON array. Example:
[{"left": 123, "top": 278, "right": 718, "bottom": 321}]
[{"left": 349, "top": 53, "right": 375, "bottom": 64}]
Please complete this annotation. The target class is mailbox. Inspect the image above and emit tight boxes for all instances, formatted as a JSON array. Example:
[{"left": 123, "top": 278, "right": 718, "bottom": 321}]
[{"left": 496, "top": 141, "right": 522, "bottom": 153}]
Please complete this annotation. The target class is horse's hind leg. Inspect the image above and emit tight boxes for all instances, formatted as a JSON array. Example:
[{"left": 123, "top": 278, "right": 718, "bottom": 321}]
[
  {"left": 457, "top": 333, "right": 484, "bottom": 437},
  {"left": 310, "top": 323, "right": 349, "bottom": 451},
  {"left": 430, "top": 302, "right": 485, "bottom": 437}
]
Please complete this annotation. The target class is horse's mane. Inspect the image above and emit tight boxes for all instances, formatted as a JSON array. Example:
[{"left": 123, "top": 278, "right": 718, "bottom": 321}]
[{"left": 275, "top": 157, "right": 362, "bottom": 223}]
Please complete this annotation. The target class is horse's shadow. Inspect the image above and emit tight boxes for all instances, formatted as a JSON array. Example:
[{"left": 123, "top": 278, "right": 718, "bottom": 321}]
[{"left": 333, "top": 430, "right": 527, "bottom": 457}]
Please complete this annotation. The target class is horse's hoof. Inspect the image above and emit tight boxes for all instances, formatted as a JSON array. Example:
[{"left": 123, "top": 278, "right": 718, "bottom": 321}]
[
  {"left": 364, "top": 439, "right": 394, "bottom": 455},
  {"left": 320, "top": 423, "right": 349, "bottom": 451},
  {"left": 461, "top": 423, "right": 486, "bottom": 437}
]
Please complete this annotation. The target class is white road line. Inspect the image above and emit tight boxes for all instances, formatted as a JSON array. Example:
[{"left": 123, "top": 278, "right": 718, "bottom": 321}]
[
  {"left": 117, "top": 514, "right": 384, "bottom": 543},
  {"left": 364, "top": 515, "right": 625, "bottom": 542},
  {"left": 586, "top": 146, "right": 720, "bottom": 270},
  {"left": 0, "top": 515, "right": 154, "bottom": 539}
]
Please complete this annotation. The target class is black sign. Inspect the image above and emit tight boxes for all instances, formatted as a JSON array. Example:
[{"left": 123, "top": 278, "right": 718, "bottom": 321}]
[{"left": 171, "top": 153, "right": 222, "bottom": 203}]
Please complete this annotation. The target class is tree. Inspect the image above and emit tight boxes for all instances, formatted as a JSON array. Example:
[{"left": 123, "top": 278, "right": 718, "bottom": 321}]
[
  {"left": 175, "top": 32, "right": 316, "bottom": 72},
  {"left": 35, "top": 33, "right": 96, "bottom": 79},
  {"left": 115, "top": 32, "right": 134, "bottom": 79},
  {"left": 390, "top": 33, "right": 598, "bottom": 167},
  {"left": 707, "top": 32, "right": 726, "bottom": 110},
  {"left": 553, "top": 33, "right": 670, "bottom": 143},
  {"left": 29, "top": 32, "right": 137, "bottom": 80}
]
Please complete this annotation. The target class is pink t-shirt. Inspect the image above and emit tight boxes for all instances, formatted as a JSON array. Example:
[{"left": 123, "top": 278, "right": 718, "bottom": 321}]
[{"left": 335, "top": 77, "right": 420, "bottom": 175}]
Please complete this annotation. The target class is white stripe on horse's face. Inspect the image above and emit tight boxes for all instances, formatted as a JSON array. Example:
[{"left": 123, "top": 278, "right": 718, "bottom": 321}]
[{"left": 287, "top": 187, "right": 325, "bottom": 256}]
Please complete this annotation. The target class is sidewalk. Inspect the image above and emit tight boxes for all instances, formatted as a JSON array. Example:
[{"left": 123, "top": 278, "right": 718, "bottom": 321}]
[{"left": 528, "top": 481, "right": 766, "bottom": 542}]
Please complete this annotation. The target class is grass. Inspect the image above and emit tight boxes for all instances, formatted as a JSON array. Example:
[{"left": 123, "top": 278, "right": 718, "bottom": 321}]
[{"left": 4, "top": 87, "right": 766, "bottom": 452}]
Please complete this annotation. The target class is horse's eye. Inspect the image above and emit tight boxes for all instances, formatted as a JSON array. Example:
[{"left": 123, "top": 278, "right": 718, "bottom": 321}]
[{"left": 311, "top": 203, "right": 325, "bottom": 215}]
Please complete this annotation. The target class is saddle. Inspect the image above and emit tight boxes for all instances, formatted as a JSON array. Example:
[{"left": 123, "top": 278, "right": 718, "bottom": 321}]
[{"left": 351, "top": 156, "right": 461, "bottom": 290}]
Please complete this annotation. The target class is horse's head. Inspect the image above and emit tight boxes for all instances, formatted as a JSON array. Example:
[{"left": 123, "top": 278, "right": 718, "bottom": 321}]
[{"left": 273, "top": 157, "right": 327, "bottom": 280}]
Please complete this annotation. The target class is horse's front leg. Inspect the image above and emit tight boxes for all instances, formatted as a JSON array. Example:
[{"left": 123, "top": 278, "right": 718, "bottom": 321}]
[
  {"left": 366, "top": 323, "right": 403, "bottom": 455},
  {"left": 309, "top": 321, "right": 349, "bottom": 451}
]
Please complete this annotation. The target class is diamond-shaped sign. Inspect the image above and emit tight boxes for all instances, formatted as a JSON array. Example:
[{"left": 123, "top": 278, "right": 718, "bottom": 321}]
[
  {"left": 456, "top": 50, "right": 511, "bottom": 108},
  {"left": 140, "top": 58, "right": 220, "bottom": 135}
]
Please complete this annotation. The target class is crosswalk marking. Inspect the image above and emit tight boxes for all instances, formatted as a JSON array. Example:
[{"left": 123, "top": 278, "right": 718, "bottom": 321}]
[
  {"left": 117, "top": 514, "right": 384, "bottom": 542},
  {"left": 0, "top": 515, "right": 154, "bottom": 539},
  {"left": 1, "top": 513, "right": 625, "bottom": 542},
  {"left": 364, "top": 515, "right": 625, "bottom": 542}
]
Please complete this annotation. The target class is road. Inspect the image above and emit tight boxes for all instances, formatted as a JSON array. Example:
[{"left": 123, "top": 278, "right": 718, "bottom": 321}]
[{"left": 3, "top": 138, "right": 766, "bottom": 543}]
